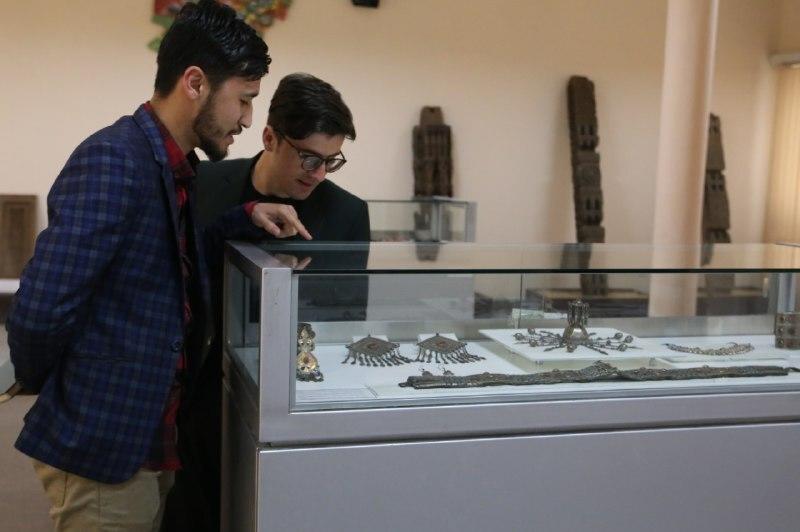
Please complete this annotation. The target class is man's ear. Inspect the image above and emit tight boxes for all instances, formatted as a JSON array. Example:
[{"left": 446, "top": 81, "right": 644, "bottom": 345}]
[
  {"left": 263, "top": 126, "right": 276, "bottom": 151},
  {"left": 181, "top": 66, "right": 206, "bottom": 101}
]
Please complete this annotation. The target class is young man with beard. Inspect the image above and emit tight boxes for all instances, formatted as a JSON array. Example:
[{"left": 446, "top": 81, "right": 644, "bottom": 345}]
[
  {"left": 5, "top": 2, "right": 287, "bottom": 530},
  {"left": 162, "top": 73, "right": 369, "bottom": 532}
]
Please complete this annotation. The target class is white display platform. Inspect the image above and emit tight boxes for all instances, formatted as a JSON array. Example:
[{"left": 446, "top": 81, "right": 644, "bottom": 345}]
[{"left": 479, "top": 327, "right": 646, "bottom": 361}]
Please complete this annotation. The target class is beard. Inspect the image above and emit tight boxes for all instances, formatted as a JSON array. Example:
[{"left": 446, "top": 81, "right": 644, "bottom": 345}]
[{"left": 193, "top": 92, "right": 234, "bottom": 162}]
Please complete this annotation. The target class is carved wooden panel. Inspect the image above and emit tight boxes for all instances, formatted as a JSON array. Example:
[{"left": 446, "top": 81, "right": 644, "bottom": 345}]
[{"left": 0, "top": 195, "right": 36, "bottom": 278}]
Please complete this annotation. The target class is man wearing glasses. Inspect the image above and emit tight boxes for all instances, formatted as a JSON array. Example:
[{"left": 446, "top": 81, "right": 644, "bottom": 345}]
[
  {"left": 196, "top": 72, "right": 369, "bottom": 243},
  {"left": 163, "top": 72, "right": 369, "bottom": 532}
]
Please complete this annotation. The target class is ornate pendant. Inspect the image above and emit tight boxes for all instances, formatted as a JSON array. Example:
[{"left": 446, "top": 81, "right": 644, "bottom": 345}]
[
  {"left": 344, "top": 335, "right": 412, "bottom": 366},
  {"left": 296, "top": 322, "right": 323, "bottom": 382},
  {"left": 415, "top": 334, "right": 484, "bottom": 364}
]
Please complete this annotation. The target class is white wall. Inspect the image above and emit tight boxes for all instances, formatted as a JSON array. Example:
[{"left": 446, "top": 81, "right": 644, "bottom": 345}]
[
  {"left": 0, "top": 1, "right": 157, "bottom": 234},
  {"left": 0, "top": 0, "right": 784, "bottom": 245}
]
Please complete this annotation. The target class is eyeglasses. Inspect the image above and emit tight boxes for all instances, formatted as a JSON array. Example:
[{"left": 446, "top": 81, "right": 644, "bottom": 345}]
[{"left": 280, "top": 135, "right": 347, "bottom": 173}]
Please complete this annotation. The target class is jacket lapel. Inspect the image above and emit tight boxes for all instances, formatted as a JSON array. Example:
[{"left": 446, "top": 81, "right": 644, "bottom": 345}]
[{"left": 133, "top": 105, "right": 181, "bottom": 251}]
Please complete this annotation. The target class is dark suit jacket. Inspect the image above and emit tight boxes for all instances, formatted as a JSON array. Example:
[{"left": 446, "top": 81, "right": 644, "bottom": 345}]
[
  {"left": 195, "top": 152, "right": 370, "bottom": 241},
  {"left": 7, "top": 105, "right": 225, "bottom": 484}
]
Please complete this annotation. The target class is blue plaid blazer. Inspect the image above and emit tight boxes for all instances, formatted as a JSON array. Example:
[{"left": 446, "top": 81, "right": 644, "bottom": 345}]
[{"left": 7, "top": 105, "right": 216, "bottom": 484}]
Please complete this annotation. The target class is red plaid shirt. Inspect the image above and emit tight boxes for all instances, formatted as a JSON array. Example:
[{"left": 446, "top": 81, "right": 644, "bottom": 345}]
[{"left": 142, "top": 102, "right": 198, "bottom": 471}]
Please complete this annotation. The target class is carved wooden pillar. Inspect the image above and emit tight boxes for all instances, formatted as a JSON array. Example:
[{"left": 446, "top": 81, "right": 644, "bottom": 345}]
[
  {"left": 0, "top": 195, "right": 36, "bottom": 279},
  {"left": 565, "top": 75, "right": 607, "bottom": 296}
]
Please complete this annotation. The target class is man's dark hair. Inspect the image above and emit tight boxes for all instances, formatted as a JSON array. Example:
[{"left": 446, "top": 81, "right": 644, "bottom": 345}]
[
  {"left": 268, "top": 73, "right": 356, "bottom": 140},
  {"left": 155, "top": 0, "right": 271, "bottom": 96}
]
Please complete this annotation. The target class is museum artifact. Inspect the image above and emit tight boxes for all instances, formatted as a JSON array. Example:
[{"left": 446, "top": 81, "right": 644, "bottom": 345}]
[
  {"left": 414, "top": 334, "right": 484, "bottom": 364},
  {"left": 663, "top": 342, "right": 754, "bottom": 356},
  {"left": 411, "top": 106, "right": 453, "bottom": 261},
  {"left": 296, "top": 322, "right": 323, "bottom": 382},
  {"left": 513, "top": 299, "right": 637, "bottom": 355},
  {"left": 566, "top": 75, "right": 607, "bottom": 296},
  {"left": 513, "top": 329, "right": 636, "bottom": 356},
  {"left": 562, "top": 298, "right": 590, "bottom": 347},
  {"left": 344, "top": 335, "right": 413, "bottom": 366},
  {"left": 0, "top": 195, "right": 36, "bottom": 279},
  {"left": 775, "top": 312, "right": 800, "bottom": 349},
  {"left": 413, "top": 106, "right": 453, "bottom": 198},
  {"left": 701, "top": 114, "right": 734, "bottom": 294},
  {"left": 399, "top": 361, "right": 798, "bottom": 389}
]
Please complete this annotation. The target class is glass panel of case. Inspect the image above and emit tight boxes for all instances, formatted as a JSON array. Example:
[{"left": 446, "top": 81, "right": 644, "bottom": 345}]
[
  {"left": 226, "top": 259, "right": 261, "bottom": 387},
  {"left": 224, "top": 242, "right": 800, "bottom": 412},
  {"left": 367, "top": 199, "right": 475, "bottom": 242}
]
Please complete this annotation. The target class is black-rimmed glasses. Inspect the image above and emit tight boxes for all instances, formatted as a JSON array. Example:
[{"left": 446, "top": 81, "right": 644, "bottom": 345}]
[{"left": 280, "top": 135, "right": 347, "bottom": 173}]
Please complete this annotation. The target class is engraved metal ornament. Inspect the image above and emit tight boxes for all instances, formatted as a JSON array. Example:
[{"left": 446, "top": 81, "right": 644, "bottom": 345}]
[
  {"left": 663, "top": 342, "right": 754, "bottom": 357},
  {"left": 399, "top": 361, "right": 798, "bottom": 389},
  {"left": 415, "top": 334, "right": 484, "bottom": 364},
  {"left": 775, "top": 312, "right": 800, "bottom": 349},
  {"left": 562, "top": 299, "right": 590, "bottom": 351},
  {"left": 513, "top": 301, "right": 638, "bottom": 356},
  {"left": 296, "top": 322, "right": 323, "bottom": 382},
  {"left": 344, "top": 335, "right": 412, "bottom": 367}
]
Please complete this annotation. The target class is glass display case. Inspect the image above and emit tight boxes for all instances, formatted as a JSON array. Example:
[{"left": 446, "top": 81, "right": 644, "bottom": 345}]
[
  {"left": 366, "top": 197, "right": 476, "bottom": 242},
  {"left": 222, "top": 241, "right": 800, "bottom": 532}
]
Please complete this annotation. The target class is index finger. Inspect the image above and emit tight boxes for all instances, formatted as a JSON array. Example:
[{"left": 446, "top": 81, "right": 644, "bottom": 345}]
[{"left": 286, "top": 217, "right": 312, "bottom": 240}]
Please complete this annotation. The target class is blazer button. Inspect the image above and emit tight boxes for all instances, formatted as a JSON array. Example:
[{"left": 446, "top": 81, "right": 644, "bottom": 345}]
[{"left": 171, "top": 339, "right": 184, "bottom": 352}]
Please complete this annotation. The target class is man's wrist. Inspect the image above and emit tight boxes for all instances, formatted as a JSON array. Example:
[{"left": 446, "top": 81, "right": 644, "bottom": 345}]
[{"left": 243, "top": 200, "right": 258, "bottom": 218}]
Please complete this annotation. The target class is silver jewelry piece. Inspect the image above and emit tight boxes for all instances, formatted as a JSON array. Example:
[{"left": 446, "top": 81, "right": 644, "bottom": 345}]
[
  {"left": 513, "top": 328, "right": 637, "bottom": 356},
  {"left": 663, "top": 342, "right": 754, "bottom": 356},
  {"left": 399, "top": 361, "right": 798, "bottom": 389},
  {"left": 344, "top": 335, "right": 412, "bottom": 366},
  {"left": 296, "top": 322, "right": 323, "bottom": 382},
  {"left": 775, "top": 312, "right": 800, "bottom": 349},
  {"left": 415, "top": 333, "right": 484, "bottom": 364},
  {"left": 512, "top": 299, "right": 639, "bottom": 356}
]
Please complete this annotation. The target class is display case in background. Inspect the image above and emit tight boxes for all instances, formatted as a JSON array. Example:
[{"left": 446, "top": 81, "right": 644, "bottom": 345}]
[
  {"left": 222, "top": 241, "right": 800, "bottom": 532},
  {"left": 366, "top": 197, "right": 476, "bottom": 243}
]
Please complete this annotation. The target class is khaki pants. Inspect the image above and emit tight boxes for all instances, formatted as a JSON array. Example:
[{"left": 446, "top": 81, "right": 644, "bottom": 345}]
[{"left": 32, "top": 459, "right": 174, "bottom": 532}]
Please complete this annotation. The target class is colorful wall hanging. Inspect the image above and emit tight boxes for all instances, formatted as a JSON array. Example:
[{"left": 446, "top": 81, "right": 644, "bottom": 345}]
[{"left": 149, "top": 0, "right": 292, "bottom": 51}]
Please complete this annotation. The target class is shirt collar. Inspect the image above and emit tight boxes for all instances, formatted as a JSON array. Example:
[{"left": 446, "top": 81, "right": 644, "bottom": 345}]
[{"left": 142, "top": 101, "right": 198, "bottom": 179}]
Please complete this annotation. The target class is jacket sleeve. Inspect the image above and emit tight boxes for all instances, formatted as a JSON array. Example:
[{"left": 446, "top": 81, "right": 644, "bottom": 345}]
[
  {"left": 202, "top": 205, "right": 267, "bottom": 301},
  {"left": 6, "top": 141, "right": 137, "bottom": 391}
]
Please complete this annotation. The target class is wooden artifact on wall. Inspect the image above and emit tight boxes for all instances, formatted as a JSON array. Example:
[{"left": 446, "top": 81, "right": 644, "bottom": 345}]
[
  {"left": 413, "top": 106, "right": 453, "bottom": 198},
  {"left": 565, "top": 75, "right": 607, "bottom": 296},
  {"left": 701, "top": 114, "right": 734, "bottom": 295},
  {"left": 0, "top": 195, "right": 36, "bottom": 279},
  {"left": 412, "top": 106, "right": 453, "bottom": 261}
]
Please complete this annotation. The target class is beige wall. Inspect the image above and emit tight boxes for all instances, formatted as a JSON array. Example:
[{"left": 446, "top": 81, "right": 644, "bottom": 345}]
[
  {"left": 711, "top": 0, "right": 778, "bottom": 243},
  {"left": 777, "top": 0, "right": 800, "bottom": 52},
  {"left": 0, "top": 0, "right": 784, "bottom": 245}
]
